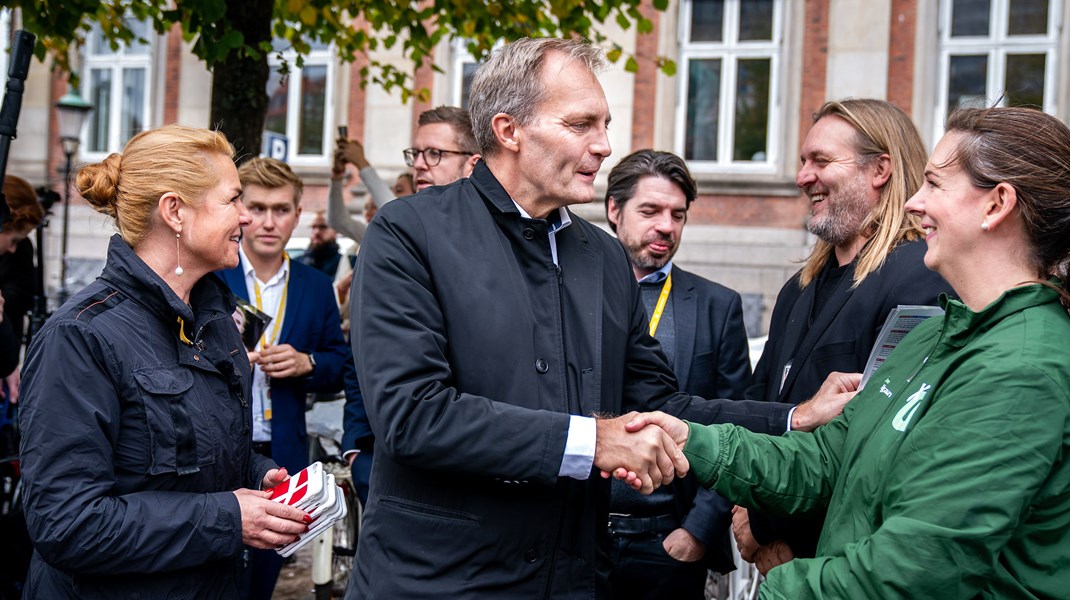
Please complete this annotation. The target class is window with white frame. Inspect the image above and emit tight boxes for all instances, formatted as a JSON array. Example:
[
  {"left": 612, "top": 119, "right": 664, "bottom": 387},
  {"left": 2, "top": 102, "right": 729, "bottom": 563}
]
[
  {"left": 82, "top": 19, "right": 152, "bottom": 156},
  {"left": 449, "top": 39, "right": 502, "bottom": 110},
  {"left": 676, "top": 0, "right": 782, "bottom": 172},
  {"left": 264, "top": 39, "right": 334, "bottom": 163},
  {"left": 937, "top": 0, "right": 1060, "bottom": 130}
]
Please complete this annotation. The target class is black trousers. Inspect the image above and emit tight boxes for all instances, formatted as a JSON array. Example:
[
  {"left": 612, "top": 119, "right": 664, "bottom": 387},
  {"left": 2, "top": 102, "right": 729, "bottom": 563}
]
[{"left": 607, "top": 516, "right": 708, "bottom": 600}]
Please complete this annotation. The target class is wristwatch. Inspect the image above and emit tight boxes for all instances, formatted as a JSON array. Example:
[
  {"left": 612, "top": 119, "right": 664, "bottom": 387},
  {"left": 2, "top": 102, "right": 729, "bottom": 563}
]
[{"left": 307, "top": 353, "right": 317, "bottom": 373}]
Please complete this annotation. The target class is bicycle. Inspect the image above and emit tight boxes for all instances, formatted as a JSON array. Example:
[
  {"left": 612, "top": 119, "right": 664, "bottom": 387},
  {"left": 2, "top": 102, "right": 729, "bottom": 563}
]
[
  {"left": 311, "top": 456, "right": 361, "bottom": 600},
  {"left": 305, "top": 397, "right": 363, "bottom": 600}
]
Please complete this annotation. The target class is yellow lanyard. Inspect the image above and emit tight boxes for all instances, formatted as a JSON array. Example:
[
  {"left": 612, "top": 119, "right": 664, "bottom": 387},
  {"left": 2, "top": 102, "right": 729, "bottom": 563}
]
[
  {"left": 647, "top": 272, "right": 672, "bottom": 337},
  {"left": 252, "top": 254, "right": 289, "bottom": 348}
]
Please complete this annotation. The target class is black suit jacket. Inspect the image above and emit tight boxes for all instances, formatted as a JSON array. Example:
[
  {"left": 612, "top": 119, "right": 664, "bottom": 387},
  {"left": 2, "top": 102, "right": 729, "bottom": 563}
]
[
  {"left": 218, "top": 259, "right": 350, "bottom": 474},
  {"left": 744, "top": 239, "right": 953, "bottom": 555},
  {"left": 747, "top": 239, "right": 951, "bottom": 406},
  {"left": 664, "top": 266, "right": 751, "bottom": 573}
]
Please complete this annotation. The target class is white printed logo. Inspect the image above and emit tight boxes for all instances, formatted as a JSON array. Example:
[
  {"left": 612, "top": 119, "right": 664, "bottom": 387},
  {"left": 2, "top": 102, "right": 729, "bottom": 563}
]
[{"left": 892, "top": 383, "right": 930, "bottom": 432}]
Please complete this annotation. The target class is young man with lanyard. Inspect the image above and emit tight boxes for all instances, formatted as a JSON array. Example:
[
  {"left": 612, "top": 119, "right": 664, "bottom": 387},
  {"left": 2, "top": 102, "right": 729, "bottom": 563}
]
[
  {"left": 604, "top": 150, "right": 752, "bottom": 598},
  {"left": 217, "top": 157, "right": 350, "bottom": 600}
]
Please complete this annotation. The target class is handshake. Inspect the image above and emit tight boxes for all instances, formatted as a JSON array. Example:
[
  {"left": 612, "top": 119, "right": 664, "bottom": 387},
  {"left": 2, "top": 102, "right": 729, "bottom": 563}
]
[
  {"left": 594, "top": 411, "right": 690, "bottom": 495},
  {"left": 592, "top": 371, "right": 863, "bottom": 494}
]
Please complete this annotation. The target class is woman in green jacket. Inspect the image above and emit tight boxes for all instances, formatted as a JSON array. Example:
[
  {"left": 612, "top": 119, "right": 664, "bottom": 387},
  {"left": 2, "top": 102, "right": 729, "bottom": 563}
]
[{"left": 620, "top": 106, "right": 1070, "bottom": 599}]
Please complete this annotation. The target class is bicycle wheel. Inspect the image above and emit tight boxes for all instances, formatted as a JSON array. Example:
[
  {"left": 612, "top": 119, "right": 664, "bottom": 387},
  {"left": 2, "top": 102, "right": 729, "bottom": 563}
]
[{"left": 330, "top": 475, "right": 361, "bottom": 595}]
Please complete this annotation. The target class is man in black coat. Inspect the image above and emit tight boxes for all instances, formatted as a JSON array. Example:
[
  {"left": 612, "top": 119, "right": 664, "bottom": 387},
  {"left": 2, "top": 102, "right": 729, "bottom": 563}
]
[
  {"left": 603, "top": 150, "right": 751, "bottom": 598},
  {"left": 346, "top": 38, "right": 856, "bottom": 599},
  {"left": 736, "top": 99, "right": 954, "bottom": 573}
]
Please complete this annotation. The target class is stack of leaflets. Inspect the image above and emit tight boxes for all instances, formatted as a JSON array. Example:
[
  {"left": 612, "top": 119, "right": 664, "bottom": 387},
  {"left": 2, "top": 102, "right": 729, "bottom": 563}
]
[
  {"left": 266, "top": 461, "right": 348, "bottom": 557},
  {"left": 859, "top": 305, "right": 945, "bottom": 388}
]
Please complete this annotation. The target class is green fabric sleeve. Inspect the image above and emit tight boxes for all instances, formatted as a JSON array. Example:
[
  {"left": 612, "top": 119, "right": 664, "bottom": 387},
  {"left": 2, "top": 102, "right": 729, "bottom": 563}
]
[
  {"left": 693, "top": 406, "right": 851, "bottom": 519},
  {"left": 682, "top": 421, "right": 724, "bottom": 486}
]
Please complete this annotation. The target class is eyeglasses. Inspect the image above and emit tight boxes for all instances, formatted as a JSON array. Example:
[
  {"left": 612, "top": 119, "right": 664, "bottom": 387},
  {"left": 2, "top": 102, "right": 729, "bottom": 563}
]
[{"left": 402, "top": 147, "right": 473, "bottom": 167}]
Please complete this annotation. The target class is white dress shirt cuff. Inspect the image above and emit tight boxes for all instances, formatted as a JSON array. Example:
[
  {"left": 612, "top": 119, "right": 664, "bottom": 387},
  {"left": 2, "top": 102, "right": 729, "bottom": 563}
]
[
  {"left": 786, "top": 406, "right": 797, "bottom": 432},
  {"left": 558, "top": 415, "right": 596, "bottom": 480}
]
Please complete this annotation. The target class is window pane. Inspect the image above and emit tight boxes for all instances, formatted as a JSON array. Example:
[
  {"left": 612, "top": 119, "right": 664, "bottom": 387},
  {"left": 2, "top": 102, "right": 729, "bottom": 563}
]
[
  {"left": 1008, "top": 0, "right": 1049, "bottom": 35},
  {"left": 739, "top": 0, "right": 774, "bottom": 41},
  {"left": 264, "top": 70, "right": 288, "bottom": 137},
  {"left": 461, "top": 62, "right": 479, "bottom": 110},
  {"left": 1005, "top": 53, "right": 1046, "bottom": 107},
  {"left": 947, "top": 54, "right": 988, "bottom": 115},
  {"left": 124, "top": 18, "right": 151, "bottom": 55},
  {"left": 690, "top": 0, "right": 725, "bottom": 42},
  {"left": 87, "top": 69, "right": 112, "bottom": 153},
  {"left": 89, "top": 24, "right": 110, "bottom": 55},
  {"left": 298, "top": 65, "right": 327, "bottom": 155},
  {"left": 120, "top": 68, "right": 145, "bottom": 145},
  {"left": 950, "top": 0, "right": 991, "bottom": 36},
  {"left": 685, "top": 59, "right": 721, "bottom": 161},
  {"left": 733, "top": 58, "right": 770, "bottom": 161}
]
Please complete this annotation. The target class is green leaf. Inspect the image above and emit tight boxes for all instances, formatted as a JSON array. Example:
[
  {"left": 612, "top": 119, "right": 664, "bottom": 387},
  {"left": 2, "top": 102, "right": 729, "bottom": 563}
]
[{"left": 625, "top": 56, "right": 639, "bottom": 73}]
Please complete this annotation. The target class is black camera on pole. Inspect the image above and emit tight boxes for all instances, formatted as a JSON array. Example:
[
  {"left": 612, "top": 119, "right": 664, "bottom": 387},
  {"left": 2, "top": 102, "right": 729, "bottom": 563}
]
[{"left": 0, "top": 30, "right": 36, "bottom": 226}]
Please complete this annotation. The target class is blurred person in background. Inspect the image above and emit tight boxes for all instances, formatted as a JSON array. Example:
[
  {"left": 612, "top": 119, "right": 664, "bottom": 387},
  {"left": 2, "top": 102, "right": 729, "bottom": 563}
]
[{"left": 0, "top": 175, "right": 44, "bottom": 383}]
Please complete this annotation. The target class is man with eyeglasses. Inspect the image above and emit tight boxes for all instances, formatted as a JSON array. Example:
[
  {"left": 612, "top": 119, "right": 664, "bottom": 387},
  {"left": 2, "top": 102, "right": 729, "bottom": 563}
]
[
  {"left": 339, "top": 106, "right": 480, "bottom": 510},
  {"left": 403, "top": 105, "right": 481, "bottom": 192}
]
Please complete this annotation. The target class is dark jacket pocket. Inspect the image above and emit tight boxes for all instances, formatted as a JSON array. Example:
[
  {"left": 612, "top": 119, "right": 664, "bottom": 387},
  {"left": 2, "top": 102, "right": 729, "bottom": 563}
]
[{"left": 133, "top": 366, "right": 213, "bottom": 476}]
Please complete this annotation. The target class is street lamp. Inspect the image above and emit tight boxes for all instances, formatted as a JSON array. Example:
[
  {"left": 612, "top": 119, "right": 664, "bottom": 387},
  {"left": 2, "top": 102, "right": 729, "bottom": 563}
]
[{"left": 55, "top": 85, "right": 92, "bottom": 304}]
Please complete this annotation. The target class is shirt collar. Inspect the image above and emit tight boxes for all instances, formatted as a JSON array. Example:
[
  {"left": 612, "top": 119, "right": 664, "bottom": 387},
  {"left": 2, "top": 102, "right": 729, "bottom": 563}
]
[
  {"left": 511, "top": 200, "right": 573, "bottom": 235},
  {"left": 239, "top": 245, "right": 289, "bottom": 286},
  {"left": 638, "top": 261, "right": 673, "bottom": 285}
]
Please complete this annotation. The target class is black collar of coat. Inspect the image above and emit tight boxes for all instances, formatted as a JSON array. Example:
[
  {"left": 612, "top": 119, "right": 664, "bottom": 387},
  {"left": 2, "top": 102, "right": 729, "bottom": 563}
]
[
  {"left": 97, "top": 233, "right": 237, "bottom": 333},
  {"left": 468, "top": 159, "right": 590, "bottom": 245}
]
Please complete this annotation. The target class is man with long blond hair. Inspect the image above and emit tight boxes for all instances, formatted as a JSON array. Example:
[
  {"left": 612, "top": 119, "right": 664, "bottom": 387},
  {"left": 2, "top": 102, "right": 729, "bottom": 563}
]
[{"left": 737, "top": 99, "right": 952, "bottom": 572}]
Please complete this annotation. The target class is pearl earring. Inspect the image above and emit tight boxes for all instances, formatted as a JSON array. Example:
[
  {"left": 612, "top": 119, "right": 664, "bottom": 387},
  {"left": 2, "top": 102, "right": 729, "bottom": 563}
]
[
  {"left": 981, "top": 221, "right": 990, "bottom": 232},
  {"left": 175, "top": 233, "right": 184, "bottom": 276}
]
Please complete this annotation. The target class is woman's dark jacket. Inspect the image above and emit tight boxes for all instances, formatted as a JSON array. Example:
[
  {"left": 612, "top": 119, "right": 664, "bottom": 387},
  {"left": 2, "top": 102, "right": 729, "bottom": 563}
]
[{"left": 18, "top": 235, "right": 272, "bottom": 599}]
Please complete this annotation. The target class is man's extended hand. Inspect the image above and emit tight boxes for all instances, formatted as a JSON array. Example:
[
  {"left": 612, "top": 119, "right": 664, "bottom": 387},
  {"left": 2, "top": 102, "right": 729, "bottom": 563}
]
[
  {"left": 790, "top": 371, "right": 861, "bottom": 431},
  {"left": 754, "top": 539, "right": 794, "bottom": 575},
  {"left": 731, "top": 505, "right": 760, "bottom": 562},
  {"left": 663, "top": 527, "right": 706, "bottom": 562},
  {"left": 593, "top": 412, "right": 688, "bottom": 495},
  {"left": 622, "top": 410, "right": 690, "bottom": 445},
  {"left": 603, "top": 411, "right": 691, "bottom": 489},
  {"left": 258, "top": 344, "right": 314, "bottom": 379}
]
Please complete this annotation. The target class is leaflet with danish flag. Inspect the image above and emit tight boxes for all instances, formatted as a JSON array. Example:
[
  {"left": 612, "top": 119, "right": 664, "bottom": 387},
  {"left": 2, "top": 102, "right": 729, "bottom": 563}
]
[
  {"left": 266, "top": 461, "right": 348, "bottom": 557},
  {"left": 266, "top": 461, "right": 324, "bottom": 511}
]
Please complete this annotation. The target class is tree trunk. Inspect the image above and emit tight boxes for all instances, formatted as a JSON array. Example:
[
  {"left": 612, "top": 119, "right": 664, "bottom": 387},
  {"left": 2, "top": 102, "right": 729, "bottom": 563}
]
[{"left": 210, "top": 0, "right": 272, "bottom": 164}]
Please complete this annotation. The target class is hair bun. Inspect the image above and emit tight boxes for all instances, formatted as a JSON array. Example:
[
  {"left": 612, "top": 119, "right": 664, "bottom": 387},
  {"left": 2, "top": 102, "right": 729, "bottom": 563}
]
[{"left": 76, "top": 153, "right": 123, "bottom": 218}]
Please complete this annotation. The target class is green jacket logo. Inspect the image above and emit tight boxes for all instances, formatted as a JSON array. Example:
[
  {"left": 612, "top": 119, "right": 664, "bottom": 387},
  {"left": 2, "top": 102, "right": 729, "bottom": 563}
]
[{"left": 892, "top": 383, "right": 930, "bottom": 432}]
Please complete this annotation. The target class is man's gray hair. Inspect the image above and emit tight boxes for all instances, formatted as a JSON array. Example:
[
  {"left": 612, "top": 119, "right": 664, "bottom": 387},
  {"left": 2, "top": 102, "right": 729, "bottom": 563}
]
[{"left": 468, "top": 37, "right": 607, "bottom": 157}]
